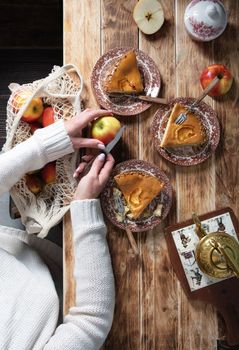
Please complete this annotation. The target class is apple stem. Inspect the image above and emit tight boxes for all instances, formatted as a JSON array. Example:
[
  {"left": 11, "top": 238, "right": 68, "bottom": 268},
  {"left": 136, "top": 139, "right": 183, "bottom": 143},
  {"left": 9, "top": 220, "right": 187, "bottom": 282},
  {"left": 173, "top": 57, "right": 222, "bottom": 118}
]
[
  {"left": 145, "top": 12, "right": 152, "bottom": 21},
  {"left": 217, "top": 74, "right": 223, "bottom": 79}
]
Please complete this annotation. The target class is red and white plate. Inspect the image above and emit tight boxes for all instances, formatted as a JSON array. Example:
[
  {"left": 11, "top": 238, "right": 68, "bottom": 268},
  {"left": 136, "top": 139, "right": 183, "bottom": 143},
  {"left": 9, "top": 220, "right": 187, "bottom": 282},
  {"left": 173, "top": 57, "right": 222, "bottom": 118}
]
[
  {"left": 152, "top": 97, "right": 220, "bottom": 166},
  {"left": 100, "top": 159, "right": 173, "bottom": 232},
  {"left": 91, "top": 47, "right": 161, "bottom": 116}
]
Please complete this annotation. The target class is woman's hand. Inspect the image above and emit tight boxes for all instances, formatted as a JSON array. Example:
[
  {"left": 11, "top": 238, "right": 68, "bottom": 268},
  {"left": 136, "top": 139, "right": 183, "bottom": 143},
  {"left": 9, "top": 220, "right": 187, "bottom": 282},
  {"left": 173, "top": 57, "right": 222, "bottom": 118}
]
[
  {"left": 64, "top": 108, "right": 113, "bottom": 150},
  {"left": 73, "top": 153, "right": 115, "bottom": 200}
]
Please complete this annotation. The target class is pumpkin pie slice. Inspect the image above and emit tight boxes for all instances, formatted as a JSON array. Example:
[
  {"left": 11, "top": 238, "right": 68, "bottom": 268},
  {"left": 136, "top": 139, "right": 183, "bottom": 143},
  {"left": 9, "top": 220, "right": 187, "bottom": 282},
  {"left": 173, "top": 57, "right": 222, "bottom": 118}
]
[
  {"left": 160, "top": 103, "right": 207, "bottom": 148},
  {"left": 104, "top": 50, "right": 144, "bottom": 93},
  {"left": 114, "top": 171, "right": 164, "bottom": 219}
]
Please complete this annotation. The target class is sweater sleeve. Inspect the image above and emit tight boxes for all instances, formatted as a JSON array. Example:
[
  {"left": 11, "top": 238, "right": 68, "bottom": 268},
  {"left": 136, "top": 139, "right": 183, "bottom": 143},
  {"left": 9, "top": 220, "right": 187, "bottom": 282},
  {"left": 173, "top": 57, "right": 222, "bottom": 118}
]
[
  {"left": 44, "top": 199, "right": 115, "bottom": 350},
  {"left": 0, "top": 120, "right": 73, "bottom": 195}
]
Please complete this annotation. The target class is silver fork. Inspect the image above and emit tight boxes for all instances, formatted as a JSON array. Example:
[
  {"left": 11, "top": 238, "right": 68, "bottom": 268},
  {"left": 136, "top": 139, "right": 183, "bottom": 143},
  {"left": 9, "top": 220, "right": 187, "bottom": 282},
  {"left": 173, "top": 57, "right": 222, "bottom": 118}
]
[
  {"left": 114, "top": 195, "right": 139, "bottom": 255},
  {"left": 174, "top": 76, "right": 220, "bottom": 125}
]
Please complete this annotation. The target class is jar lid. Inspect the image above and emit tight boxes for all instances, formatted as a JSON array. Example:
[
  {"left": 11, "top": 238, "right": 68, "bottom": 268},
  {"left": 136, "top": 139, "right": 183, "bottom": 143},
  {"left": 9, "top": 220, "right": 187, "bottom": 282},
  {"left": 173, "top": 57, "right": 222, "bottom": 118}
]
[{"left": 184, "top": 0, "right": 227, "bottom": 41}]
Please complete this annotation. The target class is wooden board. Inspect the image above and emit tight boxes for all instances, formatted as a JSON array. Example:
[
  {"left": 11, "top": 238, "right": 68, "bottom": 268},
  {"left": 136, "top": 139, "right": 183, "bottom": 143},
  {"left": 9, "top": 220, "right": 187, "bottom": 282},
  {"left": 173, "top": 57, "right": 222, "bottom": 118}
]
[
  {"left": 165, "top": 207, "right": 239, "bottom": 346},
  {"left": 63, "top": 0, "right": 239, "bottom": 348}
]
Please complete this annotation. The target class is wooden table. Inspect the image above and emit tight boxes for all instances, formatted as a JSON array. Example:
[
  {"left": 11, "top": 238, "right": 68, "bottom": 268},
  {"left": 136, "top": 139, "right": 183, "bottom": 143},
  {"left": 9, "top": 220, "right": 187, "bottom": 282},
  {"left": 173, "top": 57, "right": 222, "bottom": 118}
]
[{"left": 63, "top": 1, "right": 239, "bottom": 349}]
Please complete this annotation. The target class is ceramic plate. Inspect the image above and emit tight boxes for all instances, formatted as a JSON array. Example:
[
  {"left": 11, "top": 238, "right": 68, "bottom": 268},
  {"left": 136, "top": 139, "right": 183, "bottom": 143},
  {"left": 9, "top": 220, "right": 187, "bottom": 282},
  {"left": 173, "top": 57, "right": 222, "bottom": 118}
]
[
  {"left": 91, "top": 47, "right": 161, "bottom": 116},
  {"left": 100, "top": 159, "right": 172, "bottom": 232},
  {"left": 152, "top": 97, "right": 220, "bottom": 166}
]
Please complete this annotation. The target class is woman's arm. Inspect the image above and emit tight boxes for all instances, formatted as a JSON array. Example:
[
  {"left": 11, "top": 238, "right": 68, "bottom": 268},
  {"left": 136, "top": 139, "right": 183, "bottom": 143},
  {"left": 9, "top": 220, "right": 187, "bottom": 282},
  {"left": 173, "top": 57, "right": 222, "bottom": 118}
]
[
  {"left": 44, "top": 154, "right": 115, "bottom": 350},
  {"left": 0, "top": 121, "right": 73, "bottom": 195},
  {"left": 0, "top": 108, "right": 109, "bottom": 196}
]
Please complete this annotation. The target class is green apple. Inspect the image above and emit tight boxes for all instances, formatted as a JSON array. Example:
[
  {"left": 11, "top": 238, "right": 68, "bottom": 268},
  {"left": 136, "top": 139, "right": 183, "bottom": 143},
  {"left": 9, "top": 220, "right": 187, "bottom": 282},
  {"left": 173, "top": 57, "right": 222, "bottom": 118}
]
[
  {"left": 133, "top": 0, "right": 164, "bottom": 35},
  {"left": 91, "top": 116, "right": 121, "bottom": 145}
]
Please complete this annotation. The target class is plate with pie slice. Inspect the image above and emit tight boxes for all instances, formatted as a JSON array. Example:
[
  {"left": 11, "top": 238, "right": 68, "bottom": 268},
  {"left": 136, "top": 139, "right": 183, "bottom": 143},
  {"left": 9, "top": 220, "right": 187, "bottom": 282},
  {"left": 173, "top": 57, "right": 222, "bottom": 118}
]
[
  {"left": 100, "top": 159, "right": 173, "bottom": 232},
  {"left": 152, "top": 97, "right": 220, "bottom": 166},
  {"left": 91, "top": 47, "right": 161, "bottom": 116}
]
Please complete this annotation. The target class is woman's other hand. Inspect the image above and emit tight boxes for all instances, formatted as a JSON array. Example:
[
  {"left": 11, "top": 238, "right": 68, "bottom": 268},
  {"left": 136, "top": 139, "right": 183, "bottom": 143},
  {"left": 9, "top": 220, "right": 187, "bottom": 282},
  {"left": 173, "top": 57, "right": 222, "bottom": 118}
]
[
  {"left": 64, "top": 108, "right": 112, "bottom": 150},
  {"left": 73, "top": 153, "right": 115, "bottom": 200}
]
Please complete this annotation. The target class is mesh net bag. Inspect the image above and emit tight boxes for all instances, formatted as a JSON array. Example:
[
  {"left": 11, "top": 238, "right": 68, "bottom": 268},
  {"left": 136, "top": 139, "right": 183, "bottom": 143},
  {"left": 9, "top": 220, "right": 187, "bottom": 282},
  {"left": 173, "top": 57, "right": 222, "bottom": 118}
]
[{"left": 3, "top": 64, "right": 83, "bottom": 238}]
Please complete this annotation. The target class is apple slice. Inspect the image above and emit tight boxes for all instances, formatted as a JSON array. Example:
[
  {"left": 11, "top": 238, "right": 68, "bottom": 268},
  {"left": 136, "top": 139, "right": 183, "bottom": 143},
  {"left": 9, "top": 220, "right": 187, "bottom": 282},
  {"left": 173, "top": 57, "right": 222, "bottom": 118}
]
[{"left": 133, "top": 0, "right": 164, "bottom": 35}]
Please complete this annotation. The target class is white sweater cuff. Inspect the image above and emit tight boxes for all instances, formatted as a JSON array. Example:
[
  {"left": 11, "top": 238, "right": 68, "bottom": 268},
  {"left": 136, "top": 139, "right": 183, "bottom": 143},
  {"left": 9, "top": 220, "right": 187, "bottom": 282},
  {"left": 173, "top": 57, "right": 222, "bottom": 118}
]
[
  {"left": 70, "top": 199, "right": 105, "bottom": 232},
  {"left": 33, "top": 120, "right": 74, "bottom": 163}
]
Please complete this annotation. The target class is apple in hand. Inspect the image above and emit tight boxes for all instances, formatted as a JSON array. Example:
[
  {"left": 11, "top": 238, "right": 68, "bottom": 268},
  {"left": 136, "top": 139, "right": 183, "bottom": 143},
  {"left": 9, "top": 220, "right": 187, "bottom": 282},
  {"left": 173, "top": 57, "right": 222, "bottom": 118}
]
[
  {"left": 42, "top": 106, "right": 55, "bottom": 127},
  {"left": 41, "top": 162, "right": 56, "bottom": 184},
  {"left": 22, "top": 97, "right": 44, "bottom": 123},
  {"left": 133, "top": 0, "right": 164, "bottom": 35},
  {"left": 26, "top": 174, "right": 42, "bottom": 194},
  {"left": 91, "top": 116, "right": 121, "bottom": 145},
  {"left": 200, "top": 64, "right": 233, "bottom": 97}
]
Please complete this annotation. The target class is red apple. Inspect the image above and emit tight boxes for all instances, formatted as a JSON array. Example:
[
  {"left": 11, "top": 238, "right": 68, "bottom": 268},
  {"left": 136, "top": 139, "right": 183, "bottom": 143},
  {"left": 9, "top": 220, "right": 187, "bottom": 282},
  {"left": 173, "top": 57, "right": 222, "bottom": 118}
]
[
  {"left": 91, "top": 116, "right": 121, "bottom": 145},
  {"left": 26, "top": 174, "right": 42, "bottom": 194},
  {"left": 29, "top": 122, "right": 42, "bottom": 134},
  {"left": 41, "top": 162, "right": 56, "bottom": 184},
  {"left": 42, "top": 106, "right": 55, "bottom": 127},
  {"left": 21, "top": 97, "right": 44, "bottom": 123},
  {"left": 200, "top": 64, "right": 233, "bottom": 97}
]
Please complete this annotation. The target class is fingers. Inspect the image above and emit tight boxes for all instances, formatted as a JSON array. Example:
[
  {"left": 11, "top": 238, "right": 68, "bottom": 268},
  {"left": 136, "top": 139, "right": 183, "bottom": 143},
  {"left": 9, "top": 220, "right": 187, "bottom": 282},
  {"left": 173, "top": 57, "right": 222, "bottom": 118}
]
[
  {"left": 73, "top": 162, "right": 87, "bottom": 178},
  {"left": 71, "top": 137, "right": 106, "bottom": 150},
  {"left": 89, "top": 153, "right": 106, "bottom": 176},
  {"left": 99, "top": 154, "right": 115, "bottom": 184},
  {"left": 76, "top": 108, "right": 113, "bottom": 129},
  {"left": 73, "top": 154, "right": 94, "bottom": 178},
  {"left": 81, "top": 154, "right": 94, "bottom": 162}
]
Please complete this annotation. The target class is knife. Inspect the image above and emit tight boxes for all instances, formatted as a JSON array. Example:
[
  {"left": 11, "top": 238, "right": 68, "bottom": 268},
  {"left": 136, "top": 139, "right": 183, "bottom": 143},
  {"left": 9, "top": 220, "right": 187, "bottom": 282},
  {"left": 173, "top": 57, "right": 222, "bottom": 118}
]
[
  {"left": 103, "top": 125, "right": 126, "bottom": 154},
  {"left": 108, "top": 93, "right": 167, "bottom": 105},
  {"left": 78, "top": 125, "right": 126, "bottom": 177}
]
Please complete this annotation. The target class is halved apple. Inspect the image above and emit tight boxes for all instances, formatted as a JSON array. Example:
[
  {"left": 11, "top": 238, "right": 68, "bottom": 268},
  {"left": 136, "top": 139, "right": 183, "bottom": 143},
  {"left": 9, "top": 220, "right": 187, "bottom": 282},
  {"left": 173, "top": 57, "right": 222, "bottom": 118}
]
[{"left": 133, "top": 0, "right": 164, "bottom": 35}]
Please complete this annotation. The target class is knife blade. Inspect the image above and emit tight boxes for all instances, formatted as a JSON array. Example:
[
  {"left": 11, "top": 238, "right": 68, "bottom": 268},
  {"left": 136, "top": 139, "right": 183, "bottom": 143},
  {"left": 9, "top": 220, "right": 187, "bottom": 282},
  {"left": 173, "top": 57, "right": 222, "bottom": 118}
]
[
  {"left": 103, "top": 125, "right": 126, "bottom": 154},
  {"left": 78, "top": 125, "right": 126, "bottom": 177}
]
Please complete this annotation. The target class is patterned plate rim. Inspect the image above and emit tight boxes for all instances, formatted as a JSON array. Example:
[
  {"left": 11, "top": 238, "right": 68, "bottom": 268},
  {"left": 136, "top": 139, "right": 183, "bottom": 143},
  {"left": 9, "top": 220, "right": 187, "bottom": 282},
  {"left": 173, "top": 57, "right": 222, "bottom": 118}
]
[
  {"left": 151, "top": 97, "right": 220, "bottom": 166},
  {"left": 91, "top": 47, "right": 161, "bottom": 116},
  {"left": 100, "top": 159, "right": 173, "bottom": 232}
]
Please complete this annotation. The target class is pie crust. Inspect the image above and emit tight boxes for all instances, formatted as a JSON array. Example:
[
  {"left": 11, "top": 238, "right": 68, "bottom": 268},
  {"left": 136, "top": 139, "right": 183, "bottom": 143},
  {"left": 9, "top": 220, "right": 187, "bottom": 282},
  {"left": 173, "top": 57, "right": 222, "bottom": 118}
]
[
  {"left": 114, "top": 171, "right": 164, "bottom": 219},
  {"left": 104, "top": 50, "right": 144, "bottom": 93},
  {"left": 160, "top": 103, "right": 207, "bottom": 148}
]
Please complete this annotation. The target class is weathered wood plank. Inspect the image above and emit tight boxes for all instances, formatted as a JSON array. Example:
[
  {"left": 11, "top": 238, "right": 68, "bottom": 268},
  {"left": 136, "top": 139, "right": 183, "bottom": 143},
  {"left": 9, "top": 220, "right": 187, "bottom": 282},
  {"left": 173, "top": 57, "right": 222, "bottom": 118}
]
[
  {"left": 139, "top": 1, "right": 178, "bottom": 349},
  {"left": 213, "top": 0, "right": 239, "bottom": 341},
  {"left": 101, "top": 1, "right": 140, "bottom": 349},
  {"left": 175, "top": 0, "right": 217, "bottom": 348},
  {"left": 63, "top": 0, "right": 101, "bottom": 313}
]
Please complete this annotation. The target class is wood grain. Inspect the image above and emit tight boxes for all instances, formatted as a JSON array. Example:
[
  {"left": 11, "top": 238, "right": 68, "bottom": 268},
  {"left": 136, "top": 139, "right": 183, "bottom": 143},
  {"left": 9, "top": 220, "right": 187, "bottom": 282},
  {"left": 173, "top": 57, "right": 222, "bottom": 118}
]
[
  {"left": 175, "top": 1, "right": 218, "bottom": 348},
  {"left": 101, "top": 1, "right": 140, "bottom": 349},
  {"left": 63, "top": 0, "right": 101, "bottom": 312},
  {"left": 213, "top": 1, "right": 239, "bottom": 341},
  {"left": 63, "top": 0, "right": 239, "bottom": 348},
  {"left": 139, "top": 1, "right": 178, "bottom": 349}
]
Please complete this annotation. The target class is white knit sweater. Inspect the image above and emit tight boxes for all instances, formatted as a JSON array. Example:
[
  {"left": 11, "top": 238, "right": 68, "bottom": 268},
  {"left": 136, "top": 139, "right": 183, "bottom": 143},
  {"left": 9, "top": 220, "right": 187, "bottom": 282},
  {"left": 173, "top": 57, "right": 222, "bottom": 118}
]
[{"left": 0, "top": 120, "right": 115, "bottom": 350}]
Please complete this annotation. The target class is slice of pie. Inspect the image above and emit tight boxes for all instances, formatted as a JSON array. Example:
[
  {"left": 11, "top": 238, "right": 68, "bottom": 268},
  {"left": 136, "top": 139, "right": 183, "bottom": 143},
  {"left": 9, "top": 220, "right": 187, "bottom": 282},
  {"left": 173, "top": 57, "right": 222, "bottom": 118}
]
[
  {"left": 160, "top": 103, "right": 207, "bottom": 148},
  {"left": 114, "top": 171, "right": 164, "bottom": 219},
  {"left": 104, "top": 50, "right": 144, "bottom": 94}
]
